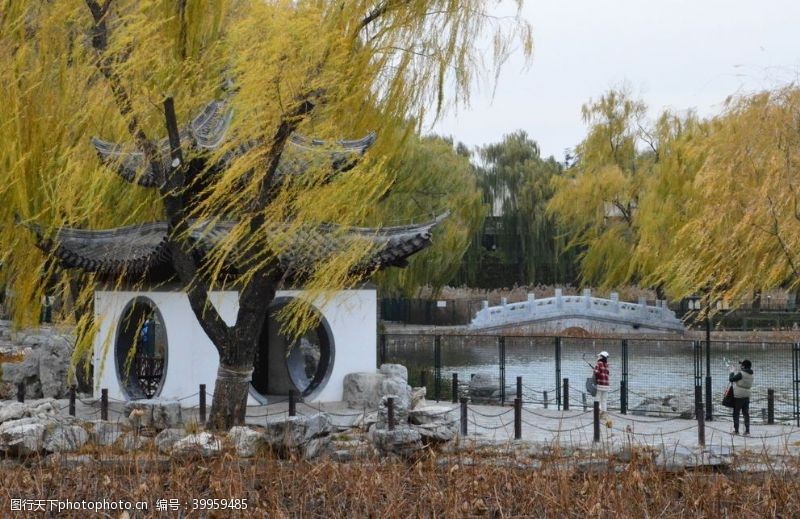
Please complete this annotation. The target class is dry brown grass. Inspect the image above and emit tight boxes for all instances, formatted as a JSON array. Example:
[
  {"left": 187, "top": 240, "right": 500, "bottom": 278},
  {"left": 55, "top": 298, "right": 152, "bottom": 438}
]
[{"left": 1, "top": 448, "right": 799, "bottom": 518}]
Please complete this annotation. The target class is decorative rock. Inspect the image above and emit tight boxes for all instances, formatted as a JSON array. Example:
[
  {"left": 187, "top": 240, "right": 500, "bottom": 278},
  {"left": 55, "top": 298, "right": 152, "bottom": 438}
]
[
  {"left": 411, "top": 422, "right": 457, "bottom": 442},
  {"left": 371, "top": 428, "right": 422, "bottom": 456},
  {"left": 172, "top": 432, "right": 221, "bottom": 457},
  {"left": 301, "top": 436, "right": 331, "bottom": 459},
  {"left": 264, "top": 413, "right": 331, "bottom": 450},
  {"left": 0, "top": 420, "right": 46, "bottom": 456},
  {"left": 379, "top": 364, "right": 408, "bottom": 382},
  {"left": 0, "top": 402, "right": 26, "bottom": 424},
  {"left": 43, "top": 424, "right": 88, "bottom": 453},
  {"left": 379, "top": 377, "right": 412, "bottom": 410},
  {"left": 119, "top": 432, "right": 150, "bottom": 452},
  {"left": 410, "top": 387, "right": 427, "bottom": 410},
  {"left": 228, "top": 426, "right": 264, "bottom": 458},
  {"left": 409, "top": 405, "right": 456, "bottom": 426},
  {"left": 0, "top": 330, "right": 73, "bottom": 398},
  {"left": 124, "top": 400, "right": 183, "bottom": 430},
  {"left": 90, "top": 421, "right": 126, "bottom": 446},
  {"left": 377, "top": 394, "right": 409, "bottom": 430},
  {"left": 468, "top": 373, "right": 501, "bottom": 404},
  {"left": 155, "top": 428, "right": 186, "bottom": 454},
  {"left": 631, "top": 395, "right": 694, "bottom": 419},
  {"left": 343, "top": 373, "right": 384, "bottom": 408}
]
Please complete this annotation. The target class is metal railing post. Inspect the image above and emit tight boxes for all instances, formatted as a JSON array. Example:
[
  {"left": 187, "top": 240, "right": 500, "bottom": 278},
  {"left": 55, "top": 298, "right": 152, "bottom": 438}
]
[
  {"left": 434, "top": 335, "right": 442, "bottom": 402},
  {"left": 460, "top": 397, "right": 468, "bottom": 436},
  {"left": 516, "top": 376, "right": 522, "bottom": 402},
  {"left": 593, "top": 401, "right": 600, "bottom": 442},
  {"left": 514, "top": 398, "right": 522, "bottom": 440},
  {"left": 69, "top": 385, "right": 76, "bottom": 417},
  {"left": 768, "top": 388, "right": 775, "bottom": 425},
  {"left": 199, "top": 384, "right": 207, "bottom": 424},
  {"left": 562, "top": 378, "right": 569, "bottom": 411},
  {"left": 101, "top": 388, "right": 108, "bottom": 421},
  {"left": 555, "top": 336, "right": 562, "bottom": 410},
  {"left": 499, "top": 336, "right": 506, "bottom": 404}
]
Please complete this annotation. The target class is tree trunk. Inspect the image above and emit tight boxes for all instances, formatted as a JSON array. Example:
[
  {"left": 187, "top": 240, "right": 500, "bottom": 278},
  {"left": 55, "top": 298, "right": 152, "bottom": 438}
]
[
  {"left": 206, "top": 275, "right": 277, "bottom": 430},
  {"left": 207, "top": 362, "right": 252, "bottom": 430}
]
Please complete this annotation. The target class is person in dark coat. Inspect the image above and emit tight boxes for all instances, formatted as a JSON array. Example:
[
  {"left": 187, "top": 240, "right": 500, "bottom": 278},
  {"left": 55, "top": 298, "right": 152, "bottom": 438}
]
[{"left": 729, "top": 359, "right": 754, "bottom": 435}]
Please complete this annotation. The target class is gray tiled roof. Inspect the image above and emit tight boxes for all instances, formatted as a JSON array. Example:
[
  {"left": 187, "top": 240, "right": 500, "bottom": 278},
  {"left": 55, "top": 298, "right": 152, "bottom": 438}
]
[
  {"left": 33, "top": 215, "right": 446, "bottom": 282},
  {"left": 90, "top": 100, "right": 376, "bottom": 188}
]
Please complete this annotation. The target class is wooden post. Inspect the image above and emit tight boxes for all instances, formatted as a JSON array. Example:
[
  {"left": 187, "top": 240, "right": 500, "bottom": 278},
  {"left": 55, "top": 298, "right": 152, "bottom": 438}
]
[
  {"left": 452, "top": 373, "right": 459, "bottom": 403},
  {"left": 460, "top": 397, "right": 468, "bottom": 436},
  {"left": 768, "top": 388, "right": 775, "bottom": 425},
  {"left": 593, "top": 401, "right": 600, "bottom": 442},
  {"left": 620, "top": 380, "right": 627, "bottom": 414},
  {"left": 16, "top": 383, "right": 24, "bottom": 403},
  {"left": 199, "top": 384, "right": 207, "bottom": 424},
  {"left": 562, "top": 378, "right": 570, "bottom": 411},
  {"left": 387, "top": 397, "right": 395, "bottom": 431},
  {"left": 101, "top": 388, "right": 108, "bottom": 421},
  {"left": 289, "top": 390, "right": 296, "bottom": 417},
  {"left": 68, "top": 385, "right": 76, "bottom": 417},
  {"left": 516, "top": 376, "right": 522, "bottom": 401},
  {"left": 514, "top": 398, "right": 522, "bottom": 440}
]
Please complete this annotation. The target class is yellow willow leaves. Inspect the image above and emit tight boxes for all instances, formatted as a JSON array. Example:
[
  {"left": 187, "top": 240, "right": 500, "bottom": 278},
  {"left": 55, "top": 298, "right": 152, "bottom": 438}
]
[{"left": 1, "top": 1, "right": 531, "bottom": 346}]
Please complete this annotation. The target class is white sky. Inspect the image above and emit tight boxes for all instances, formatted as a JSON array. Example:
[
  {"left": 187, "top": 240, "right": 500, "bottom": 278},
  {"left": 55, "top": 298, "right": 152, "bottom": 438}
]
[{"left": 431, "top": 0, "right": 800, "bottom": 160}]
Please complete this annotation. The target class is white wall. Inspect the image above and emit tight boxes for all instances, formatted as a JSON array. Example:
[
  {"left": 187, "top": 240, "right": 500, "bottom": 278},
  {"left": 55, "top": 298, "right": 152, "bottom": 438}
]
[{"left": 93, "top": 289, "right": 376, "bottom": 406}]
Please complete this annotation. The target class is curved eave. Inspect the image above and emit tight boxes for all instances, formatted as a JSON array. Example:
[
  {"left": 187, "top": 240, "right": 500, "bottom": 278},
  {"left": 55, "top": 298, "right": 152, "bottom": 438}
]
[{"left": 23, "top": 212, "right": 446, "bottom": 281}]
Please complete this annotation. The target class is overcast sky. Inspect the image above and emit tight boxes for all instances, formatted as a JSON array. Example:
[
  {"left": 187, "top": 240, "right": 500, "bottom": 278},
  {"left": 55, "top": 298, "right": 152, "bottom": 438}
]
[{"left": 431, "top": 0, "right": 800, "bottom": 161}]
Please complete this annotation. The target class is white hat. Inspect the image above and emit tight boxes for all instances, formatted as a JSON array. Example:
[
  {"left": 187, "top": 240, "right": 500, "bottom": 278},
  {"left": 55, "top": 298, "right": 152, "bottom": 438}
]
[{"left": 597, "top": 351, "right": 609, "bottom": 358}]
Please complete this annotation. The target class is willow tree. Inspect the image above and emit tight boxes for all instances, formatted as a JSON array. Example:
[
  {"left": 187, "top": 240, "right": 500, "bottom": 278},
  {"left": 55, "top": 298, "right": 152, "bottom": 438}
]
[
  {"left": 546, "top": 89, "right": 652, "bottom": 288},
  {"left": 0, "top": 1, "right": 531, "bottom": 428},
  {"left": 648, "top": 87, "right": 800, "bottom": 305},
  {"left": 370, "top": 135, "right": 485, "bottom": 296}
]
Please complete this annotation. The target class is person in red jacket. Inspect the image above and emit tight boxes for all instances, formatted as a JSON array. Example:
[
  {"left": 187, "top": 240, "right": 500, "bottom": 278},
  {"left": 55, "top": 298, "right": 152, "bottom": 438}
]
[{"left": 593, "top": 351, "right": 611, "bottom": 412}]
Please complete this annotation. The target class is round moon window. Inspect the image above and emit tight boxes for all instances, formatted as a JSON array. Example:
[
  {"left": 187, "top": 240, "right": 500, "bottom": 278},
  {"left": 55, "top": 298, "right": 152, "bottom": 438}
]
[
  {"left": 251, "top": 297, "right": 334, "bottom": 402},
  {"left": 114, "top": 297, "right": 168, "bottom": 399}
]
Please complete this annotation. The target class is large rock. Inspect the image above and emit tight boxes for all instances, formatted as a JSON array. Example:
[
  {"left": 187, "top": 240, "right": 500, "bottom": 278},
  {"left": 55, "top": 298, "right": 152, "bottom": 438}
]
[
  {"left": 172, "top": 432, "right": 221, "bottom": 457},
  {"left": 343, "top": 373, "right": 384, "bottom": 408},
  {"left": 371, "top": 428, "right": 422, "bottom": 457},
  {"left": 0, "top": 402, "right": 26, "bottom": 424},
  {"left": 631, "top": 395, "right": 694, "bottom": 419},
  {"left": 118, "top": 432, "right": 151, "bottom": 452},
  {"left": 0, "top": 399, "right": 57, "bottom": 425},
  {"left": 89, "top": 420, "right": 126, "bottom": 446},
  {"left": 410, "top": 387, "right": 427, "bottom": 409},
  {"left": 379, "top": 364, "right": 408, "bottom": 381},
  {"left": 376, "top": 394, "right": 409, "bottom": 430},
  {"left": 264, "top": 413, "right": 331, "bottom": 447},
  {"left": 43, "top": 425, "right": 88, "bottom": 453},
  {"left": 412, "top": 422, "right": 458, "bottom": 442},
  {"left": 0, "top": 419, "right": 47, "bottom": 456},
  {"left": 124, "top": 400, "right": 183, "bottom": 430},
  {"left": 409, "top": 405, "right": 457, "bottom": 426},
  {"left": 468, "top": 373, "right": 501, "bottom": 404},
  {"left": 228, "top": 426, "right": 264, "bottom": 458},
  {"left": 0, "top": 328, "right": 73, "bottom": 399},
  {"left": 343, "top": 364, "right": 412, "bottom": 410},
  {"left": 155, "top": 428, "right": 186, "bottom": 454}
]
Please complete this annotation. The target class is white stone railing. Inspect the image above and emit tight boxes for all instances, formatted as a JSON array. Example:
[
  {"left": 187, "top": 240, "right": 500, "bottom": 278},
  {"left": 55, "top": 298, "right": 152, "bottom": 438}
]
[{"left": 469, "top": 289, "right": 684, "bottom": 331}]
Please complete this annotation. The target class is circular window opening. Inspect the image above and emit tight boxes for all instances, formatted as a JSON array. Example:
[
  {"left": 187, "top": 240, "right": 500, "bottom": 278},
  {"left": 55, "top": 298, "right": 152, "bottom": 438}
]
[
  {"left": 251, "top": 297, "right": 334, "bottom": 402},
  {"left": 115, "top": 297, "right": 168, "bottom": 399}
]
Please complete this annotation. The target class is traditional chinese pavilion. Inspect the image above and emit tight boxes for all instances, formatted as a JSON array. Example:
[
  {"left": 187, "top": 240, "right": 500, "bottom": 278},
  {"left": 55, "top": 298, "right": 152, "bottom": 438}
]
[{"left": 30, "top": 100, "right": 443, "bottom": 405}]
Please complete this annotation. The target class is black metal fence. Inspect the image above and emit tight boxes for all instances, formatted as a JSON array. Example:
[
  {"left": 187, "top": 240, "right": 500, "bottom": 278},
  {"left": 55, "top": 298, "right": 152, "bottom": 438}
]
[{"left": 379, "top": 333, "right": 800, "bottom": 425}]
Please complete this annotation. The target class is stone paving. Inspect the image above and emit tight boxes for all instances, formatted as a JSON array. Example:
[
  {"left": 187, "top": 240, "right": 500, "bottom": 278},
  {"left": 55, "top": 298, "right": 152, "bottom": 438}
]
[{"left": 52, "top": 396, "right": 800, "bottom": 457}]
